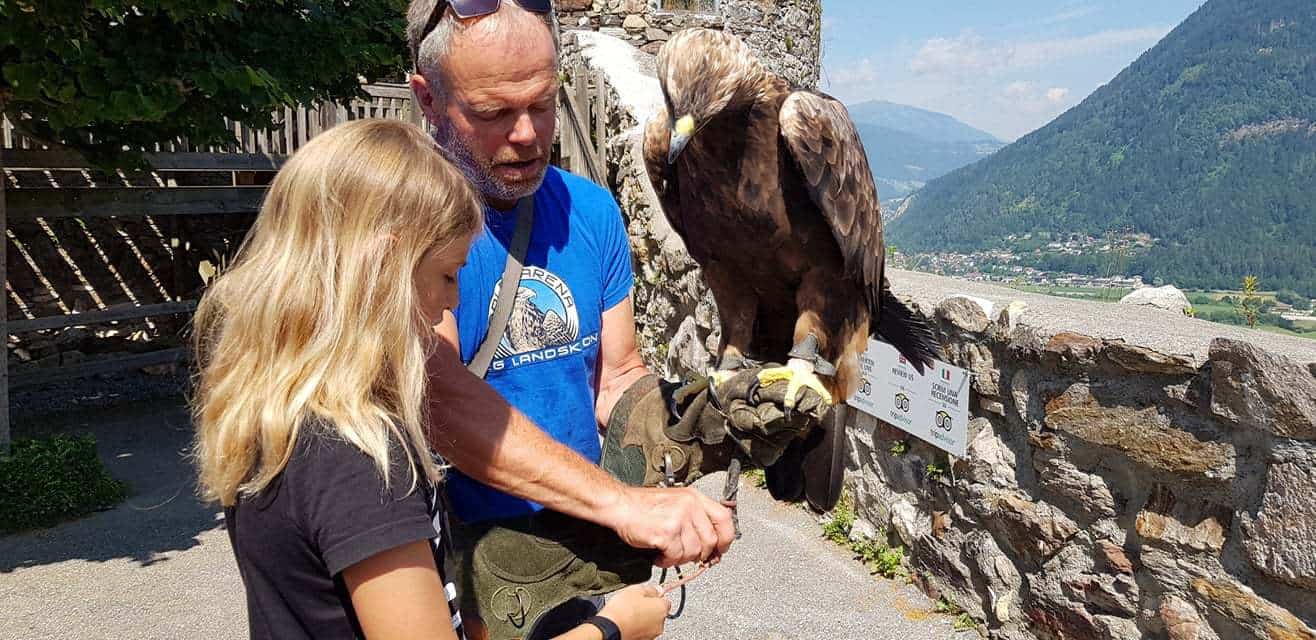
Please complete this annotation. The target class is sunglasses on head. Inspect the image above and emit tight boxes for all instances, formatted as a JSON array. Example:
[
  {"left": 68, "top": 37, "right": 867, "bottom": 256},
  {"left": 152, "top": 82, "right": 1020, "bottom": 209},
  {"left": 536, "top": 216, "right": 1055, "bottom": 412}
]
[{"left": 416, "top": 0, "right": 554, "bottom": 65}]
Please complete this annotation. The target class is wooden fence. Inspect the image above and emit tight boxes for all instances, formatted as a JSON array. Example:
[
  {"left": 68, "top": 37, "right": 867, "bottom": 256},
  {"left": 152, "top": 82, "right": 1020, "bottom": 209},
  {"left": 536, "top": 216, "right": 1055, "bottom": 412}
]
[
  {"left": 0, "top": 84, "right": 422, "bottom": 453},
  {"left": 1, "top": 73, "right": 610, "bottom": 453}
]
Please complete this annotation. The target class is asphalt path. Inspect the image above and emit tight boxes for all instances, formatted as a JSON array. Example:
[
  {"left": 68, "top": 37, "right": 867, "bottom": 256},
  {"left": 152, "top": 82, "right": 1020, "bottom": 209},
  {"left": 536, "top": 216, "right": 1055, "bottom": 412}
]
[{"left": 2, "top": 394, "right": 955, "bottom": 639}]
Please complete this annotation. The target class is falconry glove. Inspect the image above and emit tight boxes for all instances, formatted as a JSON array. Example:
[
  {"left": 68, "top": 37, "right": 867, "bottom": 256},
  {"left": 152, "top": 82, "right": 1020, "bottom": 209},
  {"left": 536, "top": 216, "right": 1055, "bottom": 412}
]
[{"left": 599, "top": 366, "right": 828, "bottom": 488}]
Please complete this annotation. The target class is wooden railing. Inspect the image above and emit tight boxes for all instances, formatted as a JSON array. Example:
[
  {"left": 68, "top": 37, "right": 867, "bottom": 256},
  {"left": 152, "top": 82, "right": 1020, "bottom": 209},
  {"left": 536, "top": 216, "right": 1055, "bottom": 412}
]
[
  {"left": 0, "top": 83, "right": 422, "bottom": 453},
  {"left": 557, "top": 69, "right": 609, "bottom": 187}
]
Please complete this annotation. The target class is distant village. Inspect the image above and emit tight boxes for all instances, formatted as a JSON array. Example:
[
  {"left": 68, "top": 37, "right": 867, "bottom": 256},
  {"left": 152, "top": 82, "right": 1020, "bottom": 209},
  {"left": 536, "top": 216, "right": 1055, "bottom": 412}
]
[{"left": 891, "top": 232, "right": 1151, "bottom": 289}]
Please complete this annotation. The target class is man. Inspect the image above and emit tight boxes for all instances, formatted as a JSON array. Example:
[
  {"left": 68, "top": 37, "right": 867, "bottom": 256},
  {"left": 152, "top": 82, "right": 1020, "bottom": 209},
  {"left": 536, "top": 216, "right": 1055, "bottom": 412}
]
[{"left": 408, "top": 1, "right": 823, "bottom": 637}]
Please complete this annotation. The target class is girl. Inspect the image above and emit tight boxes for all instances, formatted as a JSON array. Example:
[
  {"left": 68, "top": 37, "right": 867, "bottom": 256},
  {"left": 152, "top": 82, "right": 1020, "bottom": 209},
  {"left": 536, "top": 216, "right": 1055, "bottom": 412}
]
[{"left": 192, "top": 119, "right": 668, "bottom": 640}]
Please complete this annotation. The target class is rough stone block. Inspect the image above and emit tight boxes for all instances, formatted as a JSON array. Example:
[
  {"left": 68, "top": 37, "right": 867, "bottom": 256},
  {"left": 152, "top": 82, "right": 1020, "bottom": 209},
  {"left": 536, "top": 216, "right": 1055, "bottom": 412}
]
[
  {"left": 644, "top": 27, "right": 670, "bottom": 41},
  {"left": 936, "top": 294, "right": 993, "bottom": 333},
  {"left": 1241, "top": 462, "right": 1316, "bottom": 590},
  {"left": 1191, "top": 577, "right": 1316, "bottom": 640},
  {"left": 1119, "top": 285, "right": 1191, "bottom": 313},
  {"left": 1136, "top": 511, "right": 1226, "bottom": 554},
  {"left": 989, "top": 492, "right": 1079, "bottom": 567},
  {"left": 1036, "top": 453, "right": 1118, "bottom": 519},
  {"left": 1104, "top": 339, "right": 1197, "bottom": 376},
  {"left": 964, "top": 530, "right": 1022, "bottom": 623},
  {"left": 1062, "top": 573, "right": 1140, "bottom": 617},
  {"left": 1044, "top": 331, "right": 1103, "bottom": 365},
  {"left": 554, "top": 0, "right": 593, "bottom": 10},
  {"left": 1045, "top": 385, "right": 1235, "bottom": 481},
  {"left": 1210, "top": 338, "right": 1316, "bottom": 440},
  {"left": 1136, "top": 485, "right": 1229, "bottom": 555},
  {"left": 995, "top": 299, "right": 1028, "bottom": 333},
  {"left": 965, "top": 418, "right": 1018, "bottom": 490},
  {"left": 623, "top": 14, "right": 648, "bottom": 31},
  {"left": 1097, "top": 540, "right": 1134, "bottom": 575},
  {"left": 1159, "top": 595, "right": 1215, "bottom": 640}
]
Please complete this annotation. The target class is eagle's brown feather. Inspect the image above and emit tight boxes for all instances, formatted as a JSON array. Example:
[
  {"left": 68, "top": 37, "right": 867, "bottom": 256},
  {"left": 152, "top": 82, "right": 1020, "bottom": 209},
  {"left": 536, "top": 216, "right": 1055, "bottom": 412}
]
[
  {"left": 779, "top": 92, "right": 886, "bottom": 314},
  {"left": 644, "top": 28, "right": 939, "bottom": 400}
]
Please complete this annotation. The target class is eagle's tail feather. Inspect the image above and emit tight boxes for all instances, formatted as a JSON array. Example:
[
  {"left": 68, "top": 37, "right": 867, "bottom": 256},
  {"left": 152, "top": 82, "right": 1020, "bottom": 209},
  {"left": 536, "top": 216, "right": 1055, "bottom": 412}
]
[{"left": 874, "top": 287, "right": 942, "bottom": 375}]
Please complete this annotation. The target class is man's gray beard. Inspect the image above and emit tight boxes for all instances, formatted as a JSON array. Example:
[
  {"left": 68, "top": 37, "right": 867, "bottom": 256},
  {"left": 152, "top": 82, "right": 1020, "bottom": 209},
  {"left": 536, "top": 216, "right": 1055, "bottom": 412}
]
[{"left": 433, "top": 121, "right": 546, "bottom": 207}]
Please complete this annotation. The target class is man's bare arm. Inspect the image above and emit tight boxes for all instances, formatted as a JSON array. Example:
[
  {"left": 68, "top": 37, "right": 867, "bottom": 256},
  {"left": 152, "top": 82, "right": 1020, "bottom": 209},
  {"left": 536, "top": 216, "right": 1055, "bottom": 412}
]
[
  {"left": 427, "top": 312, "right": 734, "bottom": 566},
  {"left": 594, "top": 296, "right": 652, "bottom": 430}
]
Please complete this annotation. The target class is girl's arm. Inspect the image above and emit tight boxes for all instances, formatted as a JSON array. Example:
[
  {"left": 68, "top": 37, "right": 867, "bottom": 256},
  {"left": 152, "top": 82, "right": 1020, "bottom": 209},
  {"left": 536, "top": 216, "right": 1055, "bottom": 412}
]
[
  {"left": 344, "top": 540, "right": 458, "bottom": 640},
  {"left": 344, "top": 542, "right": 670, "bottom": 640}
]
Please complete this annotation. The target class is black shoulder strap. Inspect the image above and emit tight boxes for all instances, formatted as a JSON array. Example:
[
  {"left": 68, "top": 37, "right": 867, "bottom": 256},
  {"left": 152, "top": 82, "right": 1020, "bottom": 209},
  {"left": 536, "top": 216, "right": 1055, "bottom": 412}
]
[{"left": 467, "top": 196, "right": 534, "bottom": 378}]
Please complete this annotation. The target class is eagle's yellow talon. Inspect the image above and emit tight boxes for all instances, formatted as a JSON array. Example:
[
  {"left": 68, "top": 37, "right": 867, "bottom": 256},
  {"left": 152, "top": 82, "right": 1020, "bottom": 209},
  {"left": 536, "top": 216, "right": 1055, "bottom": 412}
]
[{"left": 757, "top": 362, "right": 834, "bottom": 409}]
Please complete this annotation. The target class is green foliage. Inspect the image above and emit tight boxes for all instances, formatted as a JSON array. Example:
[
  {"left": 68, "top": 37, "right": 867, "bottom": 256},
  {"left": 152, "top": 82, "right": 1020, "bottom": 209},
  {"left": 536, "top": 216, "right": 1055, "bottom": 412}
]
[
  {"left": 741, "top": 467, "right": 767, "bottom": 489},
  {"left": 1237, "top": 275, "right": 1263, "bottom": 327},
  {"left": 889, "top": 439, "right": 910, "bottom": 456},
  {"left": 1276, "top": 289, "right": 1312, "bottom": 310},
  {"left": 953, "top": 613, "right": 979, "bottom": 632},
  {"left": 821, "top": 491, "right": 856, "bottom": 545},
  {"left": 820, "top": 492, "right": 908, "bottom": 579},
  {"left": 890, "top": 0, "right": 1316, "bottom": 297},
  {"left": 925, "top": 462, "right": 946, "bottom": 481},
  {"left": 934, "top": 597, "right": 964, "bottom": 615},
  {"left": 0, "top": 0, "right": 409, "bottom": 167},
  {"left": 0, "top": 434, "right": 127, "bottom": 534}
]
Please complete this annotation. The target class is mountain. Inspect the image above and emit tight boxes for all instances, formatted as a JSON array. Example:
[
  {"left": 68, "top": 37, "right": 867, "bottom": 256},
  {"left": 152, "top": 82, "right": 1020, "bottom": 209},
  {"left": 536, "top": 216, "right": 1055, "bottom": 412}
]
[
  {"left": 844, "top": 101, "right": 1005, "bottom": 203},
  {"left": 889, "top": 0, "right": 1316, "bottom": 296}
]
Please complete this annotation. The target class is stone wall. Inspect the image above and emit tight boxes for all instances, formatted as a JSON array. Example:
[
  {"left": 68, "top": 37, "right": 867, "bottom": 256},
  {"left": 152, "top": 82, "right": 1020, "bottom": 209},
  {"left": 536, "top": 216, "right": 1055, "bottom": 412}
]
[
  {"left": 845, "top": 274, "right": 1316, "bottom": 640},
  {"left": 568, "top": 27, "right": 1316, "bottom": 639},
  {"left": 554, "top": 0, "right": 822, "bottom": 88}
]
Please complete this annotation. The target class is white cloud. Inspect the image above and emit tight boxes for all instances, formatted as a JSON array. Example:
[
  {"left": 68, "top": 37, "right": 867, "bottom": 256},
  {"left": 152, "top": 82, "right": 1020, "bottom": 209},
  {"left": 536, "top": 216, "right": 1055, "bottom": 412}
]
[
  {"left": 1040, "top": 6, "right": 1100, "bottom": 25},
  {"left": 995, "top": 82, "right": 1076, "bottom": 118},
  {"left": 824, "top": 57, "right": 878, "bottom": 92},
  {"left": 910, "top": 26, "right": 1171, "bottom": 76}
]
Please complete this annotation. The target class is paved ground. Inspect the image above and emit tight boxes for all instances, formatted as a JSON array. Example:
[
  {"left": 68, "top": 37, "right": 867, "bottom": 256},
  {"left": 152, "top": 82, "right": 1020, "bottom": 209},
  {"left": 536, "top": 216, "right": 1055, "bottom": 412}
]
[{"left": 1, "top": 389, "right": 956, "bottom": 639}]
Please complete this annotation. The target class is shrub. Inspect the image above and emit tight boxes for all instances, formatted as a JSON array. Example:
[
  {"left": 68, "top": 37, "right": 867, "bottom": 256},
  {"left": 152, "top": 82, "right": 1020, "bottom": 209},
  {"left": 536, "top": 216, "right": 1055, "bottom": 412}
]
[{"left": 0, "top": 435, "right": 127, "bottom": 534}]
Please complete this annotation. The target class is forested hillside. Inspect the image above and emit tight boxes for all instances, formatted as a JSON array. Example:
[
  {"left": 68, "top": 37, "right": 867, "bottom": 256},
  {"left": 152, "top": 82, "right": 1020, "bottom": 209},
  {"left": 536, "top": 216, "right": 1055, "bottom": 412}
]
[{"left": 889, "top": 0, "right": 1316, "bottom": 295}]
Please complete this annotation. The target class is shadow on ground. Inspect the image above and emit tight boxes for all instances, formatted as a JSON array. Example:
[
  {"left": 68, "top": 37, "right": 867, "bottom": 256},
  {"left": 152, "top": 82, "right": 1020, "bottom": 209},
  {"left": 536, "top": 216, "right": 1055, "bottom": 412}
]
[{"left": 1, "top": 378, "right": 223, "bottom": 573}]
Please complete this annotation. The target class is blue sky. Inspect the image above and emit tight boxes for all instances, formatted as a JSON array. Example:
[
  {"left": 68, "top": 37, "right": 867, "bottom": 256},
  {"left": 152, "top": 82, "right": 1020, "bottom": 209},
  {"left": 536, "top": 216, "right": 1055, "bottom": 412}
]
[{"left": 820, "top": 1, "right": 1207, "bottom": 140}]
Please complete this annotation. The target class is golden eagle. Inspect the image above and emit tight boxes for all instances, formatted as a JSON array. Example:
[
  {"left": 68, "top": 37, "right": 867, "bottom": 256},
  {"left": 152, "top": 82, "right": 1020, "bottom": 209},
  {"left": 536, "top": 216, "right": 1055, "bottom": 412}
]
[{"left": 643, "top": 28, "right": 941, "bottom": 510}]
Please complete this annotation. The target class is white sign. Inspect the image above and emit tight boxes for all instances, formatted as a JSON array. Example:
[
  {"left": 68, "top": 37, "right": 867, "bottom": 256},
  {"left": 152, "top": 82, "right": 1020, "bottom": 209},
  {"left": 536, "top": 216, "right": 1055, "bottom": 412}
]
[{"left": 847, "top": 338, "right": 971, "bottom": 457}]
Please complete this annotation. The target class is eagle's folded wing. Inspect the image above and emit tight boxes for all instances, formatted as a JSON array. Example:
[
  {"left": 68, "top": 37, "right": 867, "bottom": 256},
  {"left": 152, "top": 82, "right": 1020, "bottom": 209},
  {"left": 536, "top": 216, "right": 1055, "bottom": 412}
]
[{"left": 778, "top": 91, "right": 885, "bottom": 310}]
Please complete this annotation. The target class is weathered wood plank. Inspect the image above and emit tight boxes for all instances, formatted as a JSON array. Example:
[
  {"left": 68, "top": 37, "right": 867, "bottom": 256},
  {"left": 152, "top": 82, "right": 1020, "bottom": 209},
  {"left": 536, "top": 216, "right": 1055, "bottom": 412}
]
[
  {"left": 8, "top": 187, "right": 265, "bottom": 219},
  {"left": 8, "top": 301, "right": 199, "bottom": 334},
  {"left": 1, "top": 149, "right": 285, "bottom": 171},
  {"left": 10, "top": 348, "right": 189, "bottom": 390},
  {"left": 363, "top": 84, "right": 414, "bottom": 100}
]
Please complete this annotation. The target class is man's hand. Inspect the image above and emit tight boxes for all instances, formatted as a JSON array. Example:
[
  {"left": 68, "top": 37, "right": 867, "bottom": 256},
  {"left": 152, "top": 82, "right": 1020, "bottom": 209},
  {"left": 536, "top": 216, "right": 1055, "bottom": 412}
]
[{"left": 607, "top": 485, "right": 736, "bottom": 568}]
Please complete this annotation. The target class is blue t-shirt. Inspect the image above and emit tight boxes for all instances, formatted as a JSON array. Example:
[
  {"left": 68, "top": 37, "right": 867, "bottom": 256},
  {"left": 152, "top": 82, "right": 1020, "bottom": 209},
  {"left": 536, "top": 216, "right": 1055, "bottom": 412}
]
[{"left": 447, "top": 167, "right": 634, "bottom": 523}]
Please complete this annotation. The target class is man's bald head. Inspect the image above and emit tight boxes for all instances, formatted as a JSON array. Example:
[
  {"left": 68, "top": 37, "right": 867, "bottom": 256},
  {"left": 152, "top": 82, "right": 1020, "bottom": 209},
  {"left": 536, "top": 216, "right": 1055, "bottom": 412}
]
[{"left": 408, "top": 0, "right": 559, "bottom": 101}]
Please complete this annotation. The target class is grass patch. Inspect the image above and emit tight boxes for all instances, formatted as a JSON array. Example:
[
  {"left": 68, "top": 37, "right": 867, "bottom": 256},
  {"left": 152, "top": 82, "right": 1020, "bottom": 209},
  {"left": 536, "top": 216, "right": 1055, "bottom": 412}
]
[
  {"left": 1, "top": 434, "right": 127, "bottom": 534},
  {"left": 820, "top": 491, "right": 908, "bottom": 580},
  {"left": 741, "top": 467, "right": 767, "bottom": 489}
]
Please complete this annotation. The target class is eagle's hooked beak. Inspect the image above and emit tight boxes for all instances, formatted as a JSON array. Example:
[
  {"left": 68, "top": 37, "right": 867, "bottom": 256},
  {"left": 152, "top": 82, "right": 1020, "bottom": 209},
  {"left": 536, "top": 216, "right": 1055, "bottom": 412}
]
[{"left": 667, "top": 115, "right": 696, "bottom": 164}]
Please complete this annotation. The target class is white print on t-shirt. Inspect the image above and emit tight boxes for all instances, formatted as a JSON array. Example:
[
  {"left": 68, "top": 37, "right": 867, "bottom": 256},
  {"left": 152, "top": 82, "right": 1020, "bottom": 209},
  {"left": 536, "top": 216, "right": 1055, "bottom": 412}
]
[{"left": 486, "top": 266, "right": 597, "bottom": 372}]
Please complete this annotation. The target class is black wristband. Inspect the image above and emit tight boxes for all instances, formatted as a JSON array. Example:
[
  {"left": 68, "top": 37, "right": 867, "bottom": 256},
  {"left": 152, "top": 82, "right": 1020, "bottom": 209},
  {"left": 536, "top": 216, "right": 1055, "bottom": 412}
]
[{"left": 584, "top": 615, "right": 622, "bottom": 640}]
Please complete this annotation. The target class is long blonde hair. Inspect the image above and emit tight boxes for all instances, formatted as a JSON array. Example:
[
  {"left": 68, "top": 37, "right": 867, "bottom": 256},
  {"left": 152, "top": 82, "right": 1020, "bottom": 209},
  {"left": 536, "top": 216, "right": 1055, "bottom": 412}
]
[{"left": 193, "top": 119, "right": 482, "bottom": 506}]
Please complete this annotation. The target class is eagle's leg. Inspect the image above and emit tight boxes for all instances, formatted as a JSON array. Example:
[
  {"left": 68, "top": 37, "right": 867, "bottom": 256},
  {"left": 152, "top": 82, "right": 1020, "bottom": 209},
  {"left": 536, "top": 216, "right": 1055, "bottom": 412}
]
[
  {"left": 701, "top": 266, "right": 760, "bottom": 377},
  {"left": 756, "top": 316, "right": 836, "bottom": 410}
]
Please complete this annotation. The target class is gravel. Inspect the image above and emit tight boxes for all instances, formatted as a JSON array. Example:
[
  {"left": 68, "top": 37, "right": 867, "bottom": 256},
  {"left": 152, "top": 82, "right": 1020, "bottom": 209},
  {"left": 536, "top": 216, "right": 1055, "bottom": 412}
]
[{"left": 889, "top": 268, "right": 1316, "bottom": 365}]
